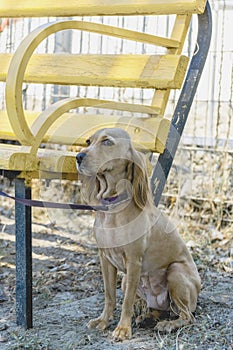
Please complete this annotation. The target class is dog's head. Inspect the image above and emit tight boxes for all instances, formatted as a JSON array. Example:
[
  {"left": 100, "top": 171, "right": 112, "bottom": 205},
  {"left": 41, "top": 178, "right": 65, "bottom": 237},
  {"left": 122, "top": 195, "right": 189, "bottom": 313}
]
[{"left": 76, "top": 128, "right": 151, "bottom": 209}]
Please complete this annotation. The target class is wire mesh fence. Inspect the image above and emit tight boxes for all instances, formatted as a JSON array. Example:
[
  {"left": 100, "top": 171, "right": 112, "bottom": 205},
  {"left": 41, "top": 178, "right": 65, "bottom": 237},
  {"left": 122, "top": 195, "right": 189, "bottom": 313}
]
[{"left": 0, "top": 0, "right": 232, "bottom": 226}]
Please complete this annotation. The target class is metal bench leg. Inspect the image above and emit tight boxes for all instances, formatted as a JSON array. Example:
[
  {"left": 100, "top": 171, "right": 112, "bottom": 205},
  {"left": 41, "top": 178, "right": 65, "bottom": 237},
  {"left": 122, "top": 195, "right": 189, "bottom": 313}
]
[
  {"left": 151, "top": 1, "right": 212, "bottom": 206},
  {"left": 15, "top": 178, "right": 33, "bottom": 329}
]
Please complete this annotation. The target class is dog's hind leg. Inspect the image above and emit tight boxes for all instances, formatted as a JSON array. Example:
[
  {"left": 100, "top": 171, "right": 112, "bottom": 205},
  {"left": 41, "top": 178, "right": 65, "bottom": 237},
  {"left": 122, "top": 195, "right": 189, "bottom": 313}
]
[{"left": 156, "top": 262, "right": 201, "bottom": 332}]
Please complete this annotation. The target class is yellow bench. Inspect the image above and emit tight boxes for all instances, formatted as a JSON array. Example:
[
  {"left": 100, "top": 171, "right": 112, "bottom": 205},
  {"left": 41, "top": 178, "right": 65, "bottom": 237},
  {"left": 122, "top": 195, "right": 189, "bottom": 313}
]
[{"left": 0, "top": 0, "right": 212, "bottom": 329}]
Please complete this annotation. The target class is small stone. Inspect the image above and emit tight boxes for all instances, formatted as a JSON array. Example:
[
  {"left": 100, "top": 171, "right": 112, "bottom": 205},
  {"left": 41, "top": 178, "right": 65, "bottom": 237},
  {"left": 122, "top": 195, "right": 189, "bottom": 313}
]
[
  {"left": 0, "top": 335, "right": 8, "bottom": 342},
  {"left": 0, "top": 323, "right": 8, "bottom": 331}
]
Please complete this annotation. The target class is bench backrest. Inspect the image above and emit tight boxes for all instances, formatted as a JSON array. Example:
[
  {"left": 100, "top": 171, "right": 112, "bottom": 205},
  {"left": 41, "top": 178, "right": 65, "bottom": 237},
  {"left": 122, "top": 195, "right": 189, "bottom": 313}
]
[
  {"left": 0, "top": 1, "right": 207, "bottom": 17},
  {"left": 0, "top": 0, "right": 207, "bottom": 154}
]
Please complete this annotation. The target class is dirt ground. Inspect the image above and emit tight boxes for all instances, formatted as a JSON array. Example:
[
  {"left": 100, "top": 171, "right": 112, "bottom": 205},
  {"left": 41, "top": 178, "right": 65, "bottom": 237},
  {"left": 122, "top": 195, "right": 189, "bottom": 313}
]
[{"left": 0, "top": 183, "right": 232, "bottom": 350}]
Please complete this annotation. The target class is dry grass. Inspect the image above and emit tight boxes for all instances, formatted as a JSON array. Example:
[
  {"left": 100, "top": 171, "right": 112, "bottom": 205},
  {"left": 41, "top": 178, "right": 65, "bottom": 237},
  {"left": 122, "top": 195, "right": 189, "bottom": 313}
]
[{"left": 0, "top": 153, "right": 232, "bottom": 349}]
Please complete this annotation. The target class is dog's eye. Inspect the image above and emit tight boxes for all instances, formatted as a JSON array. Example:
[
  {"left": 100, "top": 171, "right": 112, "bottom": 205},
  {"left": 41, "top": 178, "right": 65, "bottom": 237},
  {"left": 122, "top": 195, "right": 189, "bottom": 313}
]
[
  {"left": 102, "top": 138, "right": 113, "bottom": 146},
  {"left": 86, "top": 139, "right": 91, "bottom": 146}
]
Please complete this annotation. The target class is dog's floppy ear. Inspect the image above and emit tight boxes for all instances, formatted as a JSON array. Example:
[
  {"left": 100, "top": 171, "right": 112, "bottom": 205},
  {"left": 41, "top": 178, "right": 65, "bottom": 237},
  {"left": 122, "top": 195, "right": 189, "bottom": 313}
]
[
  {"left": 79, "top": 174, "right": 100, "bottom": 205},
  {"left": 127, "top": 147, "right": 150, "bottom": 210},
  {"left": 80, "top": 173, "right": 109, "bottom": 204}
]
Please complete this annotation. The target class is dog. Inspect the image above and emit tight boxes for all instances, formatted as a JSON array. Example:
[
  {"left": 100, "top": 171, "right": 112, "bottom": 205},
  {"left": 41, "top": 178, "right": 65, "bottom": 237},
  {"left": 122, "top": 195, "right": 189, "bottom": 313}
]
[{"left": 76, "top": 128, "right": 201, "bottom": 341}]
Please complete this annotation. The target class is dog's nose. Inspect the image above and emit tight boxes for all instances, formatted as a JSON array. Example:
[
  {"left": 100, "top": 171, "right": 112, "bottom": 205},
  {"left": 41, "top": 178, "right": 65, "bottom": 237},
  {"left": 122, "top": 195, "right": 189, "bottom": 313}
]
[{"left": 76, "top": 152, "right": 87, "bottom": 166}]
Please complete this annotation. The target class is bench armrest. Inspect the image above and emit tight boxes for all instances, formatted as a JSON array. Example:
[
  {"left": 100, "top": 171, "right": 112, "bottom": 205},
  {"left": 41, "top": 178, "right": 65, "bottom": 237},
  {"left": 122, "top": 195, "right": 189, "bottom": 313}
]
[{"left": 28, "top": 97, "right": 163, "bottom": 155}]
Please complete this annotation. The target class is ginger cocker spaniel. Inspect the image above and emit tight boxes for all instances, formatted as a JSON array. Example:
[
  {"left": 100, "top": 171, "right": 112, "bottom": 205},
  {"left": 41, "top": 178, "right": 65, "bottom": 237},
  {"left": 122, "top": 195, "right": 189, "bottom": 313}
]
[{"left": 76, "top": 127, "right": 201, "bottom": 341}]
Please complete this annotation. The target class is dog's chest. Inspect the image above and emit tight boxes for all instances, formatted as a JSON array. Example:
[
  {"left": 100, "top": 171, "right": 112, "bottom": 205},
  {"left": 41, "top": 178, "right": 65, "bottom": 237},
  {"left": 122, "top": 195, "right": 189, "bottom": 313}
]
[{"left": 103, "top": 248, "right": 126, "bottom": 273}]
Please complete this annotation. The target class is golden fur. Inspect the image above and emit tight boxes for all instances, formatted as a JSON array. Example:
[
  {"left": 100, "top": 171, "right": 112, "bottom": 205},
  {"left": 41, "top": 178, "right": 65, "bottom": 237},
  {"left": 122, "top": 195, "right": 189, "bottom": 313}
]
[{"left": 76, "top": 128, "right": 201, "bottom": 341}]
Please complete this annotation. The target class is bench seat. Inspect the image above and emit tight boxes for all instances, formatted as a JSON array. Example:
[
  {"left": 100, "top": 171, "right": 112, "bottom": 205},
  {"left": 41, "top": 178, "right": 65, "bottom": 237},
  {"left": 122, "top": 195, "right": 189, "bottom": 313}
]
[{"left": 0, "top": 143, "right": 77, "bottom": 179}]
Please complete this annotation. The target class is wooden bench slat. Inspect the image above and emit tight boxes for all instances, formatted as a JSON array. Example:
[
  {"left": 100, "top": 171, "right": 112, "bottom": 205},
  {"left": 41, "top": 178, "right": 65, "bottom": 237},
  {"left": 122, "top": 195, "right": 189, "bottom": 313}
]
[
  {"left": 0, "top": 143, "right": 77, "bottom": 178},
  {"left": 0, "top": 110, "right": 170, "bottom": 153},
  {"left": 1, "top": 53, "right": 189, "bottom": 89},
  {"left": 0, "top": 111, "right": 40, "bottom": 141},
  {"left": 0, "top": 0, "right": 207, "bottom": 17}
]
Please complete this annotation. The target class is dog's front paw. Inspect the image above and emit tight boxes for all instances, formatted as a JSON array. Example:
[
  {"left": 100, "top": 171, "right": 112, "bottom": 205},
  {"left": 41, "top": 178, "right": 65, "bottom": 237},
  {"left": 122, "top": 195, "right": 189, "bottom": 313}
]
[
  {"left": 87, "top": 317, "right": 109, "bottom": 331},
  {"left": 112, "top": 324, "right": 132, "bottom": 341}
]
